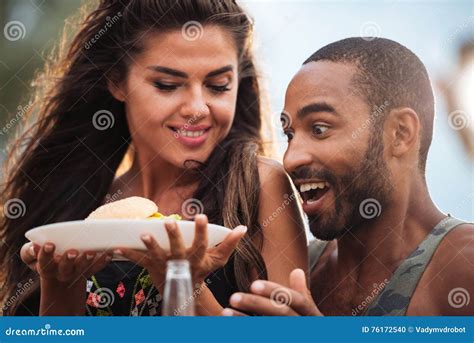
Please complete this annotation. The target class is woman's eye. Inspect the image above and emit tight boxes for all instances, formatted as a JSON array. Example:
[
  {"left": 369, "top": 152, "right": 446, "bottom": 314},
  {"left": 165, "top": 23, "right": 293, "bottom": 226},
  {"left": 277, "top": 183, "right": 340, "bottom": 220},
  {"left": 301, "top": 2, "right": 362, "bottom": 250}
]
[
  {"left": 312, "top": 124, "right": 329, "bottom": 136},
  {"left": 153, "top": 81, "right": 179, "bottom": 91},
  {"left": 207, "top": 84, "right": 231, "bottom": 93}
]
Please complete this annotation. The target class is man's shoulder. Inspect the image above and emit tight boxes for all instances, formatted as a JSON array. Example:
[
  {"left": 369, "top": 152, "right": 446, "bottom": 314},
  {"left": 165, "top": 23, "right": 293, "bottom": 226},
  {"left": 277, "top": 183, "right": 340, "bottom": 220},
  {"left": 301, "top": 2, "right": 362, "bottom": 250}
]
[
  {"left": 435, "top": 222, "right": 474, "bottom": 265},
  {"left": 420, "top": 222, "right": 474, "bottom": 315}
]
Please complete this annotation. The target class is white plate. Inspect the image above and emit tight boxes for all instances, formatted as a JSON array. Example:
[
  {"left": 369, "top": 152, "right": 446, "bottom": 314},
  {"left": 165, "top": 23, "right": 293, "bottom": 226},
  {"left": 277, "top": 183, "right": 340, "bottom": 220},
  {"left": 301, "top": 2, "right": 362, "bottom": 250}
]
[{"left": 25, "top": 219, "right": 232, "bottom": 255}]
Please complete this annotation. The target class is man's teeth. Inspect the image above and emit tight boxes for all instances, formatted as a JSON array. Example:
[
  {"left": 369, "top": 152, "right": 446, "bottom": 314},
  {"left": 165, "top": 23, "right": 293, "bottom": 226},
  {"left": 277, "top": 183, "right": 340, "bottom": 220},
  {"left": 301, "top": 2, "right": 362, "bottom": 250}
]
[
  {"left": 177, "top": 130, "right": 205, "bottom": 137},
  {"left": 299, "top": 181, "right": 330, "bottom": 193}
]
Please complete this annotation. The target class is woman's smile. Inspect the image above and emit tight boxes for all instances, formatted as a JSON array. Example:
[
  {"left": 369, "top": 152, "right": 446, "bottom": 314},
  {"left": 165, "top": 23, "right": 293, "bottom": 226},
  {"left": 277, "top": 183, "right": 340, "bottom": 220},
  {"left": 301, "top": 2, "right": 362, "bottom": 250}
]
[
  {"left": 167, "top": 124, "right": 212, "bottom": 148},
  {"left": 115, "top": 26, "right": 238, "bottom": 168}
]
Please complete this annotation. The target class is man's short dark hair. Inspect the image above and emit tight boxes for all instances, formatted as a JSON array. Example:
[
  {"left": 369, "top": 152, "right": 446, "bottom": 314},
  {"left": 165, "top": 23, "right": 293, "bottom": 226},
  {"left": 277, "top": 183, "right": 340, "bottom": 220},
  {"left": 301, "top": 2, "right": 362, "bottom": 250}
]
[{"left": 304, "top": 37, "right": 434, "bottom": 172}]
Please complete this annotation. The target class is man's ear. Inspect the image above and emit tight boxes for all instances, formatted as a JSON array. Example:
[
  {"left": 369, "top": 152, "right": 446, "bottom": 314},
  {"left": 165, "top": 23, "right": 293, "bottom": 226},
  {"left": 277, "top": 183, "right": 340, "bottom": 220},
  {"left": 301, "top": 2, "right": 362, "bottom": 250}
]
[
  {"left": 107, "top": 78, "right": 126, "bottom": 102},
  {"left": 385, "top": 107, "right": 420, "bottom": 158}
]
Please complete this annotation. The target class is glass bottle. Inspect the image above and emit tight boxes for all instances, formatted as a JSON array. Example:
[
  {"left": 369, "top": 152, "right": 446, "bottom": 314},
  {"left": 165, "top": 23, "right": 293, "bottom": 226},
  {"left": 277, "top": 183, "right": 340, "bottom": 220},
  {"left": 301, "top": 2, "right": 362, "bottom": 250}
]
[{"left": 162, "top": 260, "right": 195, "bottom": 316}]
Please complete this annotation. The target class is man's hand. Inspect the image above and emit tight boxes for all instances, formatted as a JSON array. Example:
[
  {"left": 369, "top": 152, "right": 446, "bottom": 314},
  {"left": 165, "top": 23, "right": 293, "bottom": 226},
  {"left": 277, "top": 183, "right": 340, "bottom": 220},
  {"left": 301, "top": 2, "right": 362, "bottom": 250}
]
[{"left": 222, "top": 268, "right": 323, "bottom": 316}]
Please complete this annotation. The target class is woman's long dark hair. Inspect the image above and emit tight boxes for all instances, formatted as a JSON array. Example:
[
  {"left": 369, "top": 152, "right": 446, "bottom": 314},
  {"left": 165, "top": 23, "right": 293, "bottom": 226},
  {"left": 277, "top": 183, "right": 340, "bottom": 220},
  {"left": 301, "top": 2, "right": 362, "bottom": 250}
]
[{"left": 0, "top": 0, "right": 269, "bottom": 315}]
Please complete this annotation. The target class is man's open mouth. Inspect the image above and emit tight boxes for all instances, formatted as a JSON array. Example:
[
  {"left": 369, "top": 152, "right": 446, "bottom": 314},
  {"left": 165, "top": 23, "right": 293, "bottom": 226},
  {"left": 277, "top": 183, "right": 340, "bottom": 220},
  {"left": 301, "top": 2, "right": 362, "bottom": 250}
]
[{"left": 298, "top": 181, "right": 330, "bottom": 204}]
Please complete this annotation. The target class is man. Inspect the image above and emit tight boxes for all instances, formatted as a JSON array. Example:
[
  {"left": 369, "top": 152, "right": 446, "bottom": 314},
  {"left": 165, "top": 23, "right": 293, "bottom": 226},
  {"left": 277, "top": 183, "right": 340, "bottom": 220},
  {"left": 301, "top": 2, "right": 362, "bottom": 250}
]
[{"left": 222, "top": 37, "right": 474, "bottom": 316}]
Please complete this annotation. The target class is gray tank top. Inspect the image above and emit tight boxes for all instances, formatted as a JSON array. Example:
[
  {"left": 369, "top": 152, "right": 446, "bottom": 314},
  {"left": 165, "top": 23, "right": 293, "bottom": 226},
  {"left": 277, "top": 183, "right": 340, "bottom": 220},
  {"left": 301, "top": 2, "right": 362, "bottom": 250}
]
[{"left": 308, "top": 215, "right": 467, "bottom": 316}]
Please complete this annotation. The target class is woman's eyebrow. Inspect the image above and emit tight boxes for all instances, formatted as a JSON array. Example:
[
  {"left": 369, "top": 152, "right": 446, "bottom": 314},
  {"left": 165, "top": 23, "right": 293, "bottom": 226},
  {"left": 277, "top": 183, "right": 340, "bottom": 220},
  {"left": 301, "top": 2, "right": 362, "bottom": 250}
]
[
  {"left": 205, "top": 65, "right": 233, "bottom": 78},
  {"left": 146, "top": 65, "right": 233, "bottom": 79},
  {"left": 147, "top": 65, "right": 188, "bottom": 78}
]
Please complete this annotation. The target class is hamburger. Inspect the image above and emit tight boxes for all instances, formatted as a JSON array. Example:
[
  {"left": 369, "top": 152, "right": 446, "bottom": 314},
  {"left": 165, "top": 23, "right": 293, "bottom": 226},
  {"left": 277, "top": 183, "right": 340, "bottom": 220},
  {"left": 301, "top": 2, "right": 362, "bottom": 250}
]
[{"left": 86, "top": 196, "right": 182, "bottom": 220}]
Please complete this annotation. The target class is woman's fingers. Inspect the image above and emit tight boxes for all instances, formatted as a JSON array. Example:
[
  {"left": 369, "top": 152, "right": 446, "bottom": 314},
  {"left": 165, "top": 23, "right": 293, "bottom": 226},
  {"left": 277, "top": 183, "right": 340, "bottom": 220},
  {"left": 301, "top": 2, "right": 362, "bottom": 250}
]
[
  {"left": 213, "top": 226, "right": 247, "bottom": 264},
  {"left": 72, "top": 251, "right": 112, "bottom": 279},
  {"left": 57, "top": 250, "right": 78, "bottom": 282},
  {"left": 165, "top": 219, "right": 186, "bottom": 259},
  {"left": 87, "top": 252, "right": 112, "bottom": 276},
  {"left": 141, "top": 234, "right": 167, "bottom": 261},
  {"left": 73, "top": 251, "right": 96, "bottom": 279},
  {"left": 20, "top": 242, "right": 38, "bottom": 271},
  {"left": 37, "top": 243, "right": 57, "bottom": 277},
  {"left": 115, "top": 248, "right": 150, "bottom": 267},
  {"left": 188, "top": 214, "right": 208, "bottom": 264},
  {"left": 36, "top": 245, "right": 112, "bottom": 284},
  {"left": 20, "top": 242, "right": 34, "bottom": 263}
]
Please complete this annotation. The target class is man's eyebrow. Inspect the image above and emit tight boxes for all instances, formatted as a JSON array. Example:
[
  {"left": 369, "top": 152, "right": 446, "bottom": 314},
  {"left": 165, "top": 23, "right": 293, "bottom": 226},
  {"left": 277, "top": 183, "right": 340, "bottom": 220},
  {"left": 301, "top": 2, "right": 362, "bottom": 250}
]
[
  {"left": 146, "top": 65, "right": 234, "bottom": 79},
  {"left": 297, "top": 102, "right": 338, "bottom": 120}
]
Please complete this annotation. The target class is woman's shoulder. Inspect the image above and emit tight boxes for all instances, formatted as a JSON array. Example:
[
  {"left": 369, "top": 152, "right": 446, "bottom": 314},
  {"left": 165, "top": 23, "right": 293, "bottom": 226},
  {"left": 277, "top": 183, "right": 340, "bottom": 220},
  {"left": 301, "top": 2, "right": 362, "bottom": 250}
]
[
  {"left": 256, "top": 156, "right": 291, "bottom": 188},
  {"left": 256, "top": 156, "right": 299, "bottom": 208},
  {"left": 255, "top": 158, "right": 307, "bottom": 266},
  {"left": 257, "top": 156, "right": 286, "bottom": 178}
]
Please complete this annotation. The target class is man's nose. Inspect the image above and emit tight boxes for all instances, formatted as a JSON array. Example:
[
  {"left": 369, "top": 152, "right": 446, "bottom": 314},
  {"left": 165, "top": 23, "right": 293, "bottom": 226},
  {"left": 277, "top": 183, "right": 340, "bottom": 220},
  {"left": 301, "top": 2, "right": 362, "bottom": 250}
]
[{"left": 283, "top": 138, "right": 314, "bottom": 175}]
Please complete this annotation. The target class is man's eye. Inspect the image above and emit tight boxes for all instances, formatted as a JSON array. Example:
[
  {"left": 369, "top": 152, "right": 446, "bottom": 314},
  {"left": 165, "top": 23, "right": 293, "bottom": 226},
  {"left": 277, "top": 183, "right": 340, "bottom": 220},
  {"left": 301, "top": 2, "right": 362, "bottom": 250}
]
[
  {"left": 154, "top": 82, "right": 179, "bottom": 91},
  {"left": 207, "top": 84, "right": 231, "bottom": 93},
  {"left": 284, "top": 131, "right": 294, "bottom": 141},
  {"left": 312, "top": 124, "right": 329, "bottom": 136}
]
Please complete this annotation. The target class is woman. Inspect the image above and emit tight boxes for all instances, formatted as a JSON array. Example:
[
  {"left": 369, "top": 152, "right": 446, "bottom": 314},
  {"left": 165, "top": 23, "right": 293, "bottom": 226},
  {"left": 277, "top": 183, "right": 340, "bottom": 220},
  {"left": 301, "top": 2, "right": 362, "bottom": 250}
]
[{"left": 0, "top": 0, "right": 307, "bottom": 316}]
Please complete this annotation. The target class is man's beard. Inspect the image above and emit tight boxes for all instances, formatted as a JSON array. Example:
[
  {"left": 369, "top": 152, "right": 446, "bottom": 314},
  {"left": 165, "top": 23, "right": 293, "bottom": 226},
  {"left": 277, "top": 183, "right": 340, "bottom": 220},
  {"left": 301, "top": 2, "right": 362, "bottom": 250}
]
[{"left": 292, "top": 131, "right": 393, "bottom": 241}]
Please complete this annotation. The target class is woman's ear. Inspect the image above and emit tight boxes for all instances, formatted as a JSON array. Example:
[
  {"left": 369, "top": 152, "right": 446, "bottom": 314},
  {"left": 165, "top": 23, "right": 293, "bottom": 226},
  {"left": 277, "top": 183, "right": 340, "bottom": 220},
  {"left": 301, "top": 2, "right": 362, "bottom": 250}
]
[
  {"left": 385, "top": 107, "right": 420, "bottom": 158},
  {"left": 107, "top": 79, "right": 126, "bottom": 102}
]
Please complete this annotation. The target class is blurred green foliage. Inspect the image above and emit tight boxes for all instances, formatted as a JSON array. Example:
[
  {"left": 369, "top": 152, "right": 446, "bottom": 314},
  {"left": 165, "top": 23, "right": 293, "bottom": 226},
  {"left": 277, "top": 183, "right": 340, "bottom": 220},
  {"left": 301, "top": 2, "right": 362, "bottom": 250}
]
[{"left": 0, "top": 0, "right": 82, "bottom": 154}]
